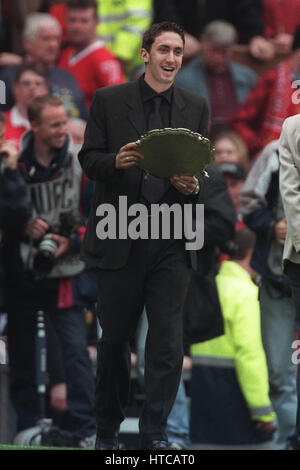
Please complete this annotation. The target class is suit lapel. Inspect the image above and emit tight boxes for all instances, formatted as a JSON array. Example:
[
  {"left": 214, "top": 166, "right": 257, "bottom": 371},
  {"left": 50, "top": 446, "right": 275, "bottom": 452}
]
[
  {"left": 171, "top": 87, "right": 188, "bottom": 129},
  {"left": 126, "top": 81, "right": 147, "bottom": 138}
]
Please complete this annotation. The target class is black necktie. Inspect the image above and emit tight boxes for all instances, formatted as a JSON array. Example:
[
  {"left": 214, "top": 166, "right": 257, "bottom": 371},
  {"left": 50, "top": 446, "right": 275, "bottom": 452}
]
[
  {"left": 142, "top": 96, "right": 167, "bottom": 203},
  {"left": 148, "top": 95, "right": 164, "bottom": 131}
]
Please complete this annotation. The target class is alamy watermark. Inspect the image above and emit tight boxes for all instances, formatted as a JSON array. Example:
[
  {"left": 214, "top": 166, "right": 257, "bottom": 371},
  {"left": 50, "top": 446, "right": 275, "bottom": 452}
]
[
  {"left": 0, "top": 80, "right": 6, "bottom": 105},
  {"left": 291, "top": 80, "right": 300, "bottom": 104},
  {"left": 291, "top": 340, "right": 300, "bottom": 365},
  {"left": 95, "top": 196, "right": 205, "bottom": 250}
]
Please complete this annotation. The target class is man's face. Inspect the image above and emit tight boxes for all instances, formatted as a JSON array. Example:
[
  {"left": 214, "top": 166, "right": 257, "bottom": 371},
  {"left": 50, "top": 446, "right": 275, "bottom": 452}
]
[
  {"left": 225, "top": 176, "right": 244, "bottom": 213},
  {"left": 66, "top": 7, "right": 97, "bottom": 47},
  {"left": 13, "top": 71, "right": 48, "bottom": 109},
  {"left": 141, "top": 31, "right": 184, "bottom": 89},
  {"left": 201, "top": 40, "right": 232, "bottom": 73},
  {"left": 214, "top": 137, "right": 240, "bottom": 165},
  {"left": 25, "top": 27, "right": 61, "bottom": 66},
  {"left": 67, "top": 121, "right": 85, "bottom": 145},
  {"left": 32, "top": 105, "right": 68, "bottom": 150}
]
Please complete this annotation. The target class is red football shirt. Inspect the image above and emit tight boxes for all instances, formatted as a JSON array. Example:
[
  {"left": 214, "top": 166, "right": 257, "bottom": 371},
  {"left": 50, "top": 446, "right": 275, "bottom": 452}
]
[
  {"left": 59, "top": 40, "right": 125, "bottom": 109},
  {"left": 5, "top": 108, "right": 29, "bottom": 150}
]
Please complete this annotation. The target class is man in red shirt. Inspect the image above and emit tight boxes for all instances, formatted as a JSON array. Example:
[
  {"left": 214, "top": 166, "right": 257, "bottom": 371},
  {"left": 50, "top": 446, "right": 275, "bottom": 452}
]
[
  {"left": 59, "top": 0, "right": 125, "bottom": 109},
  {"left": 231, "top": 27, "right": 300, "bottom": 159}
]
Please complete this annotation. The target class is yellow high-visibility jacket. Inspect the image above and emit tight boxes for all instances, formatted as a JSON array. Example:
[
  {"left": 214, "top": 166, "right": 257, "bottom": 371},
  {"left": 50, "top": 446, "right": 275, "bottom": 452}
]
[
  {"left": 190, "top": 261, "right": 275, "bottom": 446},
  {"left": 96, "top": 0, "right": 153, "bottom": 77}
]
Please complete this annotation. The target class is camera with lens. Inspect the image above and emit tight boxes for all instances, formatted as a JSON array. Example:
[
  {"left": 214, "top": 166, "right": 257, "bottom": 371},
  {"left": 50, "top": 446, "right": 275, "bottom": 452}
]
[{"left": 33, "top": 212, "right": 81, "bottom": 277}]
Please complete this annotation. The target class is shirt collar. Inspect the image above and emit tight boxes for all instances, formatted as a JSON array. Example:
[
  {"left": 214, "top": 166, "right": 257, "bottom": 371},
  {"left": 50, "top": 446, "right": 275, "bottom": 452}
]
[
  {"left": 19, "top": 133, "right": 71, "bottom": 180},
  {"left": 139, "top": 74, "right": 173, "bottom": 104},
  {"left": 11, "top": 106, "right": 30, "bottom": 129}
]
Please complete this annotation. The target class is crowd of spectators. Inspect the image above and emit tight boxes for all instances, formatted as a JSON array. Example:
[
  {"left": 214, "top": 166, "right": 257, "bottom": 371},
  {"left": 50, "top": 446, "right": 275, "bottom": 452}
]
[{"left": 1, "top": 0, "right": 300, "bottom": 451}]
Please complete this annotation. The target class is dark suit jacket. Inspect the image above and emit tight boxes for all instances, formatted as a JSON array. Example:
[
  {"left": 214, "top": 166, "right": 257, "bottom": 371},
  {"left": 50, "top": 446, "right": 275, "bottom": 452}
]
[{"left": 78, "top": 80, "right": 209, "bottom": 270}]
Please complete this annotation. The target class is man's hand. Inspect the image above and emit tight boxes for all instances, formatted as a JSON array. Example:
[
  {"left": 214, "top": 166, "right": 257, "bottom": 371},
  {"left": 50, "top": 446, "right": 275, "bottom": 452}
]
[
  {"left": 51, "top": 233, "right": 70, "bottom": 258},
  {"left": 0, "top": 52, "right": 22, "bottom": 68},
  {"left": 249, "top": 36, "right": 275, "bottom": 61},
  {"left": 115, "top": 142, "right": 144, "bottom": 169},
  {"left": 274, "top": 218, "right": 287, "bottom": 245},
  {"left": 182, "top": 355, "right": 192, "bottom": 372},
  {"left": 0, "top": 141, "right": 19, "bottom": 170},
  {"left": 255, "top": 420, "right": 276, "bottom": 434},
  {"left": 183, "top": 33, "right": 202, "bottom": 60},
  {"left": 170, "top": 175, "right": 198, "bottom": 195},
  {"left": 50, "top": 382, "right": 68, "bottom": 413},
  {"left": 26, "top": 218, "right": 50, "bottom": 240}
]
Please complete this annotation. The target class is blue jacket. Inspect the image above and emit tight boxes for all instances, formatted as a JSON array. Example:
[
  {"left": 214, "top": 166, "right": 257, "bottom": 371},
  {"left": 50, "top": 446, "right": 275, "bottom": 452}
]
[
  {"left": 0, "top": 166, "right": 31, "bottom": 308},
  {"left": 175, "top": 56, "right": 257, "bottom": 112}
]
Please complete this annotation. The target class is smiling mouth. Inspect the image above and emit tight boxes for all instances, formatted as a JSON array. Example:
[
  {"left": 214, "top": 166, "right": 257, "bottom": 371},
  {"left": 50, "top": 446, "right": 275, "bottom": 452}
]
[{"left": 162, "top": 66, "right": 175, "bottom": 72}]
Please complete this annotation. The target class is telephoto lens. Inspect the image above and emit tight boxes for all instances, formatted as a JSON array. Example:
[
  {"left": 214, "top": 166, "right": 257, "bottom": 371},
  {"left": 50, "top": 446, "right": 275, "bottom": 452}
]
[{"left": 33, "top": 234, "right": 58, "bottom": 277}]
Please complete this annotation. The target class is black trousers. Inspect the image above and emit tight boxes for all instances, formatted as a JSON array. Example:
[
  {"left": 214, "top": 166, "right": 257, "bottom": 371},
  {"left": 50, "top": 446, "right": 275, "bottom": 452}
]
[{"left": 95, "top": 237, "right": 191, "bottom": 445}]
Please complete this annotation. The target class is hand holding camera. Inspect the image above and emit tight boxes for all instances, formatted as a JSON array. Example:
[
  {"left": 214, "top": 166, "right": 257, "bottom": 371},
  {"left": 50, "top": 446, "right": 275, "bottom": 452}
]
[
  {"left": 26, "top": 219, "right": 70, "bottom": 258},
  {"left": 25, "top": 213, "right": 80, "bottom": 277},
  {"left": 26, "top": 218, "right": 49, "bottom": 240},
  {"left": 51, "top": 233, "right": 70, "bottom": 258},
  {"left": 0, "top": 141, "right": 19, "bottom": 170}
]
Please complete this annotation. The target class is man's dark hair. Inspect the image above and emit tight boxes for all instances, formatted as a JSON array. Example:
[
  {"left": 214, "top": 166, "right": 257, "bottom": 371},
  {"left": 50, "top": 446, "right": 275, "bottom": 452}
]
[
  {"left": 142, "top": 22, "right": 185, "bottom": 52},
  {"left": 0, "top": 111, "right": 6, "bottom": 125},
  {"left": 13, "top": 63, "right": 46, "bottom": 84},
  {"left": 67, "top": 0, "right": 97, "bottom": 16},
  {"left": 28, "top": 95, "right": 64, "bottom": 123},
  {"left": 230, "top": 227, "right": 256, "bottom": 261}
]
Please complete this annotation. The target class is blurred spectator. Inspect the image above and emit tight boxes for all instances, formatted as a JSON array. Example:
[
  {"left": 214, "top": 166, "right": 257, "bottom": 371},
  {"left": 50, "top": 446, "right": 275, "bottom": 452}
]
[
  {"left": 1, "top": 0, "right": 43, "bottom": 55},
  {"left": 154, "top": 0, "right": 275, "bottom": 62},
  {"left": 4, "top": 95, "right": 96, "bottom": 444},
  {"left": 217, "top": 162, "right": 246, "bottom": 216},
  {"left": 95, "top": 0, "right": 152, "bottom": 79},
  {"left": 5, "top": 63, "right": 48, "bottom": 149},
  {"left": 213, "top": 130, "right": 250, "bottom": 174},
  {"left": 67, "top": 117, "right": 86, "bottom": 146},
  {"left": 190, "top": 227, "right": 275, "bottom": 450},
  {"left": 175, "top": 21, "right": 257, "bottom": 132},
  {"left": 58, "top": 0, "right": 125, "bottom": 109},
  {"left": 50, "top": 0, "right": 153, "bottom": 79},
  {"left": 0, "top": 111, "right": 31, "bottom": 311},
  {"left": 231, "top": 26, "right": 300, "bottom": 159},
  {"left": 263, "top": 0, "right": 300, "bottom": 54},
  {"left": 240, "top": 139, "right": 297, "bottom": 449},
  {"left": 0, "top": 13, "right": 88, "bottom": 119}
]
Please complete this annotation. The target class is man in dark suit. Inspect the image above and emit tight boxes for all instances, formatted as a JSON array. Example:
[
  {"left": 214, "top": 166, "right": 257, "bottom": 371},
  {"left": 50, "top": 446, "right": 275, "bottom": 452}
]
[{"left": 78, "top": 21, "right": 209, "bottom": 450}]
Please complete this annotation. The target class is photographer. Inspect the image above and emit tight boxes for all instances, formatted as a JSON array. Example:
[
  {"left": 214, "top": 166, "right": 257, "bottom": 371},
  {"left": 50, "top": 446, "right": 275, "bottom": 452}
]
[
  {"left": 0, "top": 111, "right": 31, "bottom": 310},
  {"left": 4, "top": 96, "right": 96, "bottom": 445}
]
